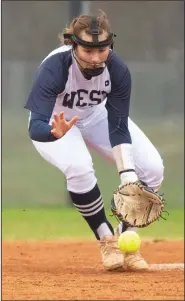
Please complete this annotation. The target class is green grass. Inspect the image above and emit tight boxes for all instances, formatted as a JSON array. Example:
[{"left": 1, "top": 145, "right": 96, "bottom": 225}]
[
  {"left": 2, "top": 207, "right": 184, "bottom": 241},
  {"left": 2, "top": 114, "right": 184, "bottom": 243},
  {"left": 2, "top": 115, "right": 184, "bottom": 209}
]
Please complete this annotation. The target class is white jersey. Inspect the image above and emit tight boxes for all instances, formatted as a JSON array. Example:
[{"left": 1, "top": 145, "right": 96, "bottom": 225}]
[
  {"left": 26, "top": 45, "right": 130, "bottom": 119},
  {"left": 24, "top": 45, "right": 164, "bottom": 191},
  {"left": 25, "top": 44, "right": 132, "bottom": 147},
  {"left": 46, "top": 46, "right": 111, "bottom": 121}
]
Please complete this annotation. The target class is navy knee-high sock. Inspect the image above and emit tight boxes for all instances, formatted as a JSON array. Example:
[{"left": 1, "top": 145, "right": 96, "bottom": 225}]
[{"left": 69, "top": 184, "right": 114, "bottom": 240}]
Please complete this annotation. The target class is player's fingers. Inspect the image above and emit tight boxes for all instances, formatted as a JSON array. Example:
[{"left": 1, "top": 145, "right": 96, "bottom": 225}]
[
  {"left": 51, "top": 128, "right": 56, "bottom": 135},
  {"left": 51, "top": 120, "right": 56, "bottom": 128},
  {"left": 59, "top": 111, "right": 64, "bottom": 120},
  {"left": 53, "top": 113, "right": 59, "bottom": 123},
  {"left": 69, "top": 116, "right": 79, "bottom": 127}
]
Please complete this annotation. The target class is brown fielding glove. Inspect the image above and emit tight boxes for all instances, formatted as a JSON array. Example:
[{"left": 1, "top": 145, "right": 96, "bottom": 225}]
[{"left": 111, "top": 181, "right": 166, "bottom": 228}]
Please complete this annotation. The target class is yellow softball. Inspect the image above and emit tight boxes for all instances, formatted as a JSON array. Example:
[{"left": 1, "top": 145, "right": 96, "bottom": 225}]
[{"left": 118, "top": 231, "right": 141, "bottom": 253}]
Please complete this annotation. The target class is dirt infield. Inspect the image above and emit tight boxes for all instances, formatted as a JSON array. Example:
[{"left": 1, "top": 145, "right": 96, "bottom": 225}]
[{"left": 2, "top": 239, "right": 184, "bottom": 300}]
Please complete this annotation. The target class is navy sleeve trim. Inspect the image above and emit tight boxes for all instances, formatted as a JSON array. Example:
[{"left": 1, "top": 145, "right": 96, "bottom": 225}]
[
  {"left": 107, "top": 114, "right": 131, "bottom": 147},
  {"left": 24, "top": 50, "right": 72, "bottom": 117},
  {"left": 106, "top": 55, "right": 132, "bottom": 147},
  {"left": 29, "top": 112, "right": 58, "bottom": 142}
]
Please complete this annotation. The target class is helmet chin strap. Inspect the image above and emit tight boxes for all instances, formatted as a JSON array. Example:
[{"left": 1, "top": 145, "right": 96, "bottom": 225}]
[{"left": 83, "top": 66, "right": 105, "bottom": 77}]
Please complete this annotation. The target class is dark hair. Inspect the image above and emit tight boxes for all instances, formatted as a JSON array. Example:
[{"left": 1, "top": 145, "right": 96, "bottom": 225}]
[{"left": 59, "top": 10, "right": 111, "bottom": 45}]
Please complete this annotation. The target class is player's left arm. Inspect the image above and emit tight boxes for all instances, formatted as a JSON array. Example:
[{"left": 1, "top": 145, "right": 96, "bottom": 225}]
[
  {"left": 106, "top": 57, "right": 166, "bottom": 226},
  {"left": 106, "top": 62, "right": 138, "bottom": 185}
]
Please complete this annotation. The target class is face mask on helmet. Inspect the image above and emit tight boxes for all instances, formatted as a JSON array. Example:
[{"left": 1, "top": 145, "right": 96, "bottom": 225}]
[
  {"left": 82, "top": 66, "right": 105, "bottom": 77},
  {"left": 63, "top": 17, "right": 116, "bottom": 77}
]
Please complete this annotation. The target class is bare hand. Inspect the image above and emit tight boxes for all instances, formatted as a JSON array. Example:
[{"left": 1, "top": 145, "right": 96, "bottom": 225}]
[{"left": 51, "top": 112, "right": 79, "bottom": 138}]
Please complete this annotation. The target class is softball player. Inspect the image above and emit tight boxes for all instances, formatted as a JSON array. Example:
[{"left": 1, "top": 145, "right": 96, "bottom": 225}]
[{"left": 24, "top": 11, "right": 164, "bottom": 271}]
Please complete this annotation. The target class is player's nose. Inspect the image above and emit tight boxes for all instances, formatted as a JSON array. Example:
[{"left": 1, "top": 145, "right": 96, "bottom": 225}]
[{"left": 91, "top": 53, "right": 101, "bottom": 64}]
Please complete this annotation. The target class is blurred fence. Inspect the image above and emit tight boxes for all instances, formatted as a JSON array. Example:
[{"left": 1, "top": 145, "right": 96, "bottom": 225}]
[{"left": 2, "top": 1, "right": 184, "bottom": 209}]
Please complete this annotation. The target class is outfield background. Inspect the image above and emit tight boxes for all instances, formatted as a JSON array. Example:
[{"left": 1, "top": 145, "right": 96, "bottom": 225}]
[{"left": 2, "top": 1, "right": 184, "bottom": 240}]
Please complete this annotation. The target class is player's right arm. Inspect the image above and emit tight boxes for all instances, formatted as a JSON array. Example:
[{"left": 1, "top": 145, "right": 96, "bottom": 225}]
[{"left": 24, "top": 52, "right": 78, "bottom": 142}]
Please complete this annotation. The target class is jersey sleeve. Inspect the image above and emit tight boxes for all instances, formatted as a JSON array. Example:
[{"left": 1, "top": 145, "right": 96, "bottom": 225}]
[
  {"left": 28, "top": 112, "right": 58, "bottom": 142},
  {"left": 106, "top": 53, "right": 132, "bottom": 147},
  {"left": 24, "top": 51, "right": 71, "bottom": 142},
  {"left": 24, "top": 53, "right": 68, "bottom": 117},
  {"left": 106, "top": 53, "right": 138, "bottom": 181}
]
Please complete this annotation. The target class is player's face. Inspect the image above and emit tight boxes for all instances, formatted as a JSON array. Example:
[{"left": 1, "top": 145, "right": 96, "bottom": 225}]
[{"left": 75, "top": 30, "right": 110, "bottom": 69}]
